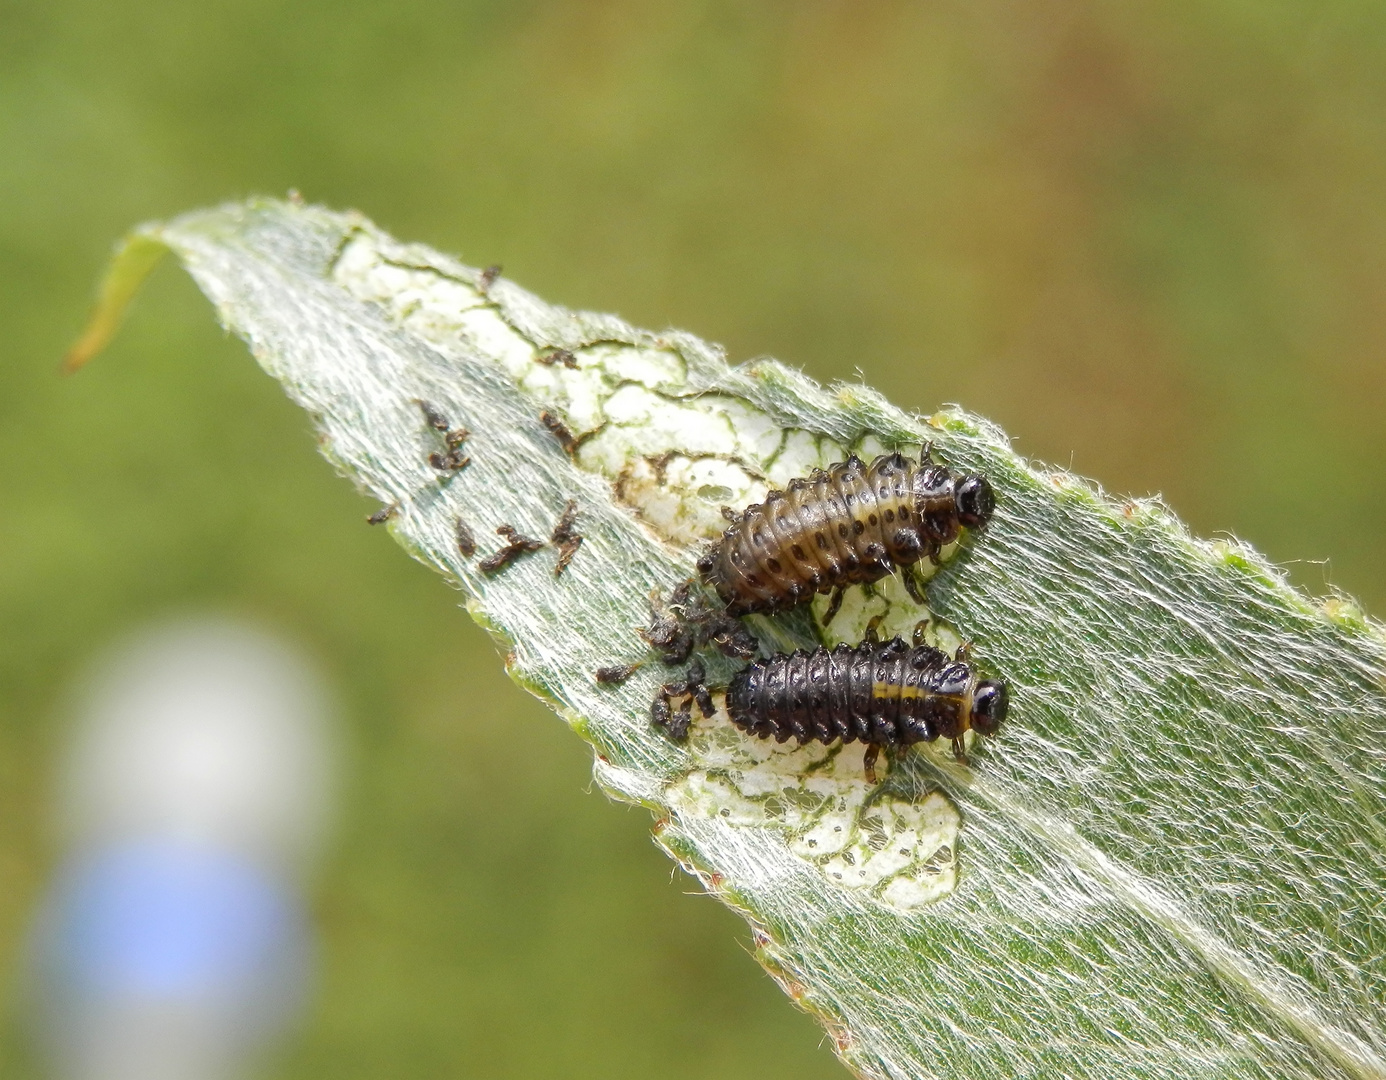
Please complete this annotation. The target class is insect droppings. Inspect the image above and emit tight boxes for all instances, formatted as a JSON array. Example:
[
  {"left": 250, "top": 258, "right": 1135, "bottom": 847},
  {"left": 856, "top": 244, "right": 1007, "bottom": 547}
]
[
  {"left": 595, "top": 662, "right": 643, "bottom": 685},
  {"left": 540, "top": 410, "right": 581, "bottom": 455},
  {"left": 550, "top": 500, "right": 583, "bottom": 576},
  {"left": 417, "top": 400, "right": 471, "bottom": 472},
  {"left": 651, "top": 658, "right": 716, "bottom": 739},
  {"left": 478, "top": 524, "right": 545, "bottom": 575},
  {"left": 642, "top": 582, "right": 759, "bottom": 665},
  {"left": 655, "top": 629, "right": 1007, "bottom": 771},
  {"left": 696, "top": 443, "right": 995, "bottom": 623},
  {"left": 455, "top": 517, "right": 477, "bottom": 558},
  {"left": 418, "top": 399, "right": 450, "bottom": 434},
  {"left": 594, "top": 581, "right": 758, "bottom": 687},
  {"left": 536, "top": 348, "right": 580, "bottom": 369}
]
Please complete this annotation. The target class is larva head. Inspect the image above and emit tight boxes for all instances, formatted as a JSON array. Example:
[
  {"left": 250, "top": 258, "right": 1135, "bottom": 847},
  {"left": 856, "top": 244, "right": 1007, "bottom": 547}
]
[
  {"left": 954, "top": 475, "right": 996, "bottom": 530},
  {"left": 968, "top": 680, "right": 1008, "bottom": 736}
]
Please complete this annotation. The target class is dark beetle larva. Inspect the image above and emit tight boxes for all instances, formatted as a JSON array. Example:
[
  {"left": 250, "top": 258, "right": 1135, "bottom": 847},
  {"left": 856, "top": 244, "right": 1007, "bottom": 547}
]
[
  {"left": 696, "top": 445, "right": 995, "bottom": 622},
  {"left": 654, "top": 637, "right": 1007, "bottom": 769}
]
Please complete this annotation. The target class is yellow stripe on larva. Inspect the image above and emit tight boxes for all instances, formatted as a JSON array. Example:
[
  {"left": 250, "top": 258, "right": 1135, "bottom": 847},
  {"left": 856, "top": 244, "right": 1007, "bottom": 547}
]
[{"left": 872, "top": 683, "right": 969, "bottom": 705}]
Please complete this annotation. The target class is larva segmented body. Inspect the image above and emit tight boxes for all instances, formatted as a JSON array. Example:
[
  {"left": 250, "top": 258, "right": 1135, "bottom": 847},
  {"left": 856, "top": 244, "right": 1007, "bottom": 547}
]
[
  {"left": 723, "top": 638, "right": 1007, "bottom": 764},
  {"left": 696, "top": 446, "right": 994, "bottom": 620}
]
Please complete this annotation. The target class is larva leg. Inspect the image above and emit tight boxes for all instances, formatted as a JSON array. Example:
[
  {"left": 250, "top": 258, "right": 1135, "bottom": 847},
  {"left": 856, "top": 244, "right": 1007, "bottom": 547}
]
[
  {"left": 863, "top": 743, "right": 881, "bottom": 784},
  {"left": 903, "top": 565, "right": 926, "bottom": 605},
  {"left": 863, "top": 614, "right": 885, "bottom": 644},
  {"left": 822, "top": 586, "right": 846, "bottom": 627},
  {"left": 951, "top": 737, "right": 967, "bottom": 763},
  {"left": 912, "top": 620, "right": 930, "bottom": 648}
]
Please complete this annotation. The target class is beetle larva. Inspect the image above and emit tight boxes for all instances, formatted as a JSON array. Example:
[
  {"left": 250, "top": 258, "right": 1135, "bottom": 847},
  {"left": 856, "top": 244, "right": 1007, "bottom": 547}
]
[
  {"left": 696, "top": 444, "right": 994, "bottom": 623},
  {"left": 654, "top": 635, "right": 1007, "bottom": 770},
  {"left": 594, "top": 444, "right": 996, "bottom": 688}
]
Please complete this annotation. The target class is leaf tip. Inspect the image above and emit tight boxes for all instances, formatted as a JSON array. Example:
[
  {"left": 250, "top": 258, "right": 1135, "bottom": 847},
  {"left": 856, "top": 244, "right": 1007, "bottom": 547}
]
[{"left": 60, "top": 232, "right": 170, "bottom": 375}]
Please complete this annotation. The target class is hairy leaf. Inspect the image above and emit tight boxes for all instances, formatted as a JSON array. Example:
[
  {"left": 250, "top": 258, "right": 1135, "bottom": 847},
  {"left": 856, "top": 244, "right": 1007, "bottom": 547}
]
[{"left": 70, "top": 199, "right": 1386, "bottom": 1080}]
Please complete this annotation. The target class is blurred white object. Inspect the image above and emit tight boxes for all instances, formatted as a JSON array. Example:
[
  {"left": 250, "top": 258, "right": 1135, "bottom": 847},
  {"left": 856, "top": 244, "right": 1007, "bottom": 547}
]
[
  {"left": 57, "top": 617, "right": 337, "bottom": 874},
  {"left": 31, "top": 616, "right": 340, "bottom": 1080}
]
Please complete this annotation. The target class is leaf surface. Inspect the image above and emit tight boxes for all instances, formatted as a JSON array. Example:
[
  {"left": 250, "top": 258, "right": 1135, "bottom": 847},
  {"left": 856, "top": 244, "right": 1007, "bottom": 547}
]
[{"left": 72, "top": 199, "right": 1386, "bottom": 1080}]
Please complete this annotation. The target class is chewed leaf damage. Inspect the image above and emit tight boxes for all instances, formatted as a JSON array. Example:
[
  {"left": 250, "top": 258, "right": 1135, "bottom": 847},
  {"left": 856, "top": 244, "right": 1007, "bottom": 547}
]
[
  {"left": 664, "top": 707, "right": 963, "bottom": 911},
  {"left": 331, "top": 227, "right": 975, "bottom": 911},
  {"left": 333, "top": 230, "right": 925, "bottom": 552}
]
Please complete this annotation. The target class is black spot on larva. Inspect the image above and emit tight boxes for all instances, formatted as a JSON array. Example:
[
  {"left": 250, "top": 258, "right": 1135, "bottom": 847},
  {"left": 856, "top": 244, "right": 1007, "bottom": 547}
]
[{"left": 697, "top": 445, "right": 995, "bottom": 617}]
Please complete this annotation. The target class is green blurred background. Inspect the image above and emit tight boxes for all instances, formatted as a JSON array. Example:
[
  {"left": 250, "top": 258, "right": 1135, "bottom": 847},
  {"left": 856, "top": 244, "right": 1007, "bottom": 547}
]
[{"left": 4, "top": 2, "right": 1386, "bottom": 1077}]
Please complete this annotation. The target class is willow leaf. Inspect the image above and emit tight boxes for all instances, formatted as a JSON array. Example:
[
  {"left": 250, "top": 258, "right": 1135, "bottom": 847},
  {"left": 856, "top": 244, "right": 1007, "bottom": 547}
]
[{"left": 69, "top": 199, "right": 1386, "bottom": 1080}]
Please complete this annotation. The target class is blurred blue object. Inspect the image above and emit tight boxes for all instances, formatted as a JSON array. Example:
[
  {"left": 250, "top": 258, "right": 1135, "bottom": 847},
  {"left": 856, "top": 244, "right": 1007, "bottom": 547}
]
[
  {"left": 29, "top": 616, "right": 338, "bottom": 1080},
  {"left": 39, "top": 841, "right": 307, "bottom": 1009}
]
